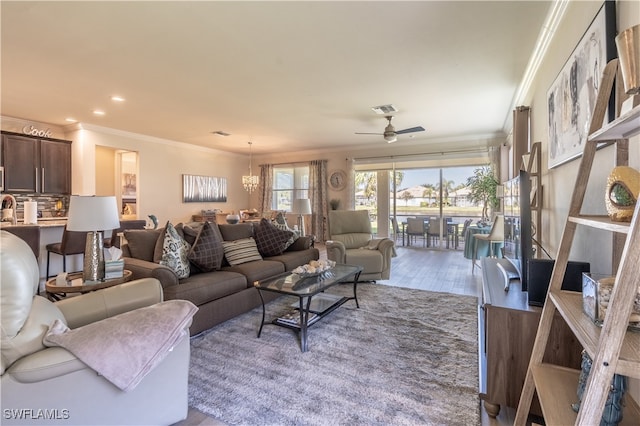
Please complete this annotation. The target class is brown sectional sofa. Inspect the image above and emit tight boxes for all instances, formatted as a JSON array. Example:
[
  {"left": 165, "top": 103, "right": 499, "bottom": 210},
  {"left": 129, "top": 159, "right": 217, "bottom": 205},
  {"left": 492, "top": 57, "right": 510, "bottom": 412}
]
[{"left": 121, "top": 222, "right": 319, "bottom": 335}]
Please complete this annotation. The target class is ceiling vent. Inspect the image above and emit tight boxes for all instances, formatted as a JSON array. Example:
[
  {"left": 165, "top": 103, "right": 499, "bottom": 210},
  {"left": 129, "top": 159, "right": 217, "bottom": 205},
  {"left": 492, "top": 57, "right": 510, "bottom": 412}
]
[
  {"left": 371, "top": 104, "right": 398, "bottom": 115},
  {"left": 211, "top": 130, "right": 230, "bottom": 136}
]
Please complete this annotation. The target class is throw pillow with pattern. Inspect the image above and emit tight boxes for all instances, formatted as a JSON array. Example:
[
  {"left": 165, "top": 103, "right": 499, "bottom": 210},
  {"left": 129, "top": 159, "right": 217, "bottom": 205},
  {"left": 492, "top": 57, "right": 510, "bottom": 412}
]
[
  {"left": 159, "top": 222, "right": 190, "bottom": 279},
  {"left": 222, "top": 238, "right": 263, "bottom": 266},
  {"left": 254, "top": 218, "right": 294, "bottom": 257},
  {"left": 272, "top": 220, "right": 300, "bottom": 250},
  {"left": 188, "top": 221, "right": 225, "bottom": 272}
]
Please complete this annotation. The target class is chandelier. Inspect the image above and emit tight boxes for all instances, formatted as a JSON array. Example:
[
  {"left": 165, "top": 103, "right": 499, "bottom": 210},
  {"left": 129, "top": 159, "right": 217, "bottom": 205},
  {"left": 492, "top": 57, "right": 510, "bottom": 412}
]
[{"left": 242, "top": 141, "right": 259, "bottom": 193}]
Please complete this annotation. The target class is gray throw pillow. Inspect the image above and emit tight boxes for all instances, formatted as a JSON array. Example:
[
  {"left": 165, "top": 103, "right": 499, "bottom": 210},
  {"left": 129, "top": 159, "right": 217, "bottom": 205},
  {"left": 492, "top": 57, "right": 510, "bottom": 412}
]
[
  {"left": 188, "top": 221, "right": 224, "bottom": 272},
  {"left": 255, "top": 218, "right": 294, "bottom": 257}
]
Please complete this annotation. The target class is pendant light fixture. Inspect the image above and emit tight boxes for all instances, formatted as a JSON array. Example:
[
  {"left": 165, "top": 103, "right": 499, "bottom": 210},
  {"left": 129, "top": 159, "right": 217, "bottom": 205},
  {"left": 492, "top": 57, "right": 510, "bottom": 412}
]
[{"left": 242, "top": 141, "right": 259, "bottom": 193}]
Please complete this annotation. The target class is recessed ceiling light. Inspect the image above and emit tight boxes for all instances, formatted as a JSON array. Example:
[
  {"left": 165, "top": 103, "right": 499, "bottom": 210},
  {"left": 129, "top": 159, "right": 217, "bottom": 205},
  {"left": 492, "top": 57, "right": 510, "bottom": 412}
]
[
  {"left": 65, "top": 118, "right": 77, "bottom": 122},
  {"left": 93, "top": 110, "right": 105, "bottom": 116},
  {"left": 111, "top": 96, "right": 125, "bottom": 102}
]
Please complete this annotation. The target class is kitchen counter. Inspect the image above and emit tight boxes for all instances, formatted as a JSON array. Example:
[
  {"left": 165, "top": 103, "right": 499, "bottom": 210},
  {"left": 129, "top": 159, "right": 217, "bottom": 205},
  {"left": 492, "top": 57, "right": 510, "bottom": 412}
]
[{"left": 1, "top": 219, "right": 67, "bottom": 228}]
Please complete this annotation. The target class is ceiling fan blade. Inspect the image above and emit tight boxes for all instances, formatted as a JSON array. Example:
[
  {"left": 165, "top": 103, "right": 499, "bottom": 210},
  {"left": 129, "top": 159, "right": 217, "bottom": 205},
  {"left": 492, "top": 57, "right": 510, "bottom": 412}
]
[
  {"left": 355, "top": 132, "right": 383, "bottom": 135},
  {"left": 395, "top": 126, "right": 425, "bottom": 135}
]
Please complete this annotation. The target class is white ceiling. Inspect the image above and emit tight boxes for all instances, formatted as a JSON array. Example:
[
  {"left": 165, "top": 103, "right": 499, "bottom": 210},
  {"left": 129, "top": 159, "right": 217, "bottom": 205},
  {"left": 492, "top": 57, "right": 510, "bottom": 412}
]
[{"left": 1, "top": 1, "right": 552, "bottom": 155}]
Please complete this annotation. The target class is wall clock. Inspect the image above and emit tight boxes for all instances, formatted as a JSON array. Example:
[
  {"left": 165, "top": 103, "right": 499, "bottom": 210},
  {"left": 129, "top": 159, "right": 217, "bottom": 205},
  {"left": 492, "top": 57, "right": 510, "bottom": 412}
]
[{"left": 328, "top": 169, "right": 347, "bottom": 191}]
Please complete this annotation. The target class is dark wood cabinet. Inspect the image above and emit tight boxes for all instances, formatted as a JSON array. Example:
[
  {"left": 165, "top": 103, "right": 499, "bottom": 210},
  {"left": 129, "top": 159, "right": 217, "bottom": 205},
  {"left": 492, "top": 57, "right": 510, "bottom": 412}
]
[{"left": 1, "top": 132, "right": 71, "bottom": 194}]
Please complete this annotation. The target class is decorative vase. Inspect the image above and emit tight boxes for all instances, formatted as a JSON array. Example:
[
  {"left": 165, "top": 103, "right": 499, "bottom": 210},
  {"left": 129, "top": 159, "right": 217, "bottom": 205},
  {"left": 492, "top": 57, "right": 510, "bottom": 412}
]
[
  {"left": 226, "top": 214, "right": 240, "bottom": 224},
  {"left": 605, "top": 166, "right": 639, "bottom": 222},
  {"left": 616, "top": 24, "right": 640, "bottom": 95}
]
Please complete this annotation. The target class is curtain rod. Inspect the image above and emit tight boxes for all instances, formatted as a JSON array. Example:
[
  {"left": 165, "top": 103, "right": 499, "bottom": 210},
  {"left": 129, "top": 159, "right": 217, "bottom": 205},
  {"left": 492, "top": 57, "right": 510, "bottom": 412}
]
[
  {"left": 352, "top": 147, "right": 489, "bottom": 162},
  {"left": 258, "top": 159, "right": 328, "bottom": 167}
]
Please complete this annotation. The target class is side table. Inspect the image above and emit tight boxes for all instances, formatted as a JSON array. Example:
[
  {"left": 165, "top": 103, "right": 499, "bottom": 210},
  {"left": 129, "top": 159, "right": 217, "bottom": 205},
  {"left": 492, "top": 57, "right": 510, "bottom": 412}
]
[{"left": 45, "top": 270, "right": 133, "bottom": 301}]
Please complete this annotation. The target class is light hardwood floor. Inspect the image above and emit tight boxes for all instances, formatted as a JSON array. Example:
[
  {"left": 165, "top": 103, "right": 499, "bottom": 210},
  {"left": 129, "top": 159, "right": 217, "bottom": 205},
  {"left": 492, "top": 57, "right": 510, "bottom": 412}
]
[{"left": 175, "top": 241, "right": 518, "bottom": 426}]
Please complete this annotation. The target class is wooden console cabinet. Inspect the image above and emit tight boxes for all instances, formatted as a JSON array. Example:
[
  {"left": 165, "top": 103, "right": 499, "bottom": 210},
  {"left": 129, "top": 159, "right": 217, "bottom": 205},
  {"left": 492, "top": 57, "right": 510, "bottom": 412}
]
[{"left": 479, "top": 257, "right": 582, "bottom": 418}]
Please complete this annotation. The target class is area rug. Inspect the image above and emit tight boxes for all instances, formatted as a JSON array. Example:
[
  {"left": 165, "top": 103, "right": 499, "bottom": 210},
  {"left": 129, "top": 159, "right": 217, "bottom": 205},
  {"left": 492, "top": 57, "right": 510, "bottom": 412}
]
[{"left": 188, "top": 283, "right": 480, "bottom": 425}]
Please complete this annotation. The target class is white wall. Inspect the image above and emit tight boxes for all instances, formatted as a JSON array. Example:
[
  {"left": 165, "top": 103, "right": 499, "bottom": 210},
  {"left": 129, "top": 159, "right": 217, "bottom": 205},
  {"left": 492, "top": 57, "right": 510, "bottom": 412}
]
[
  {"left": 522, "top": 0, "right": 640, "bottom": 274},
  {"left": 64, "top": 124, "right": 252, "bottom": 225}
]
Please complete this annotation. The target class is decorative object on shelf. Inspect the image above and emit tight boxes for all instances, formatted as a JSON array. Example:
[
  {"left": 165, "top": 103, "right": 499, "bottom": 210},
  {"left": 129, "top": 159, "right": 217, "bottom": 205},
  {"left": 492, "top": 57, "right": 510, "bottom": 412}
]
[
  {"left": 292, "top": 259, "right": 335, "bottom": 277},
  {"left": 183, "top": 174, "right": 227, "bottom": 202},
  {"left": 583, "top": 273, "right": 640, "bottom": 331},
  {"left": 292, "top": 198, "right": 312, "bottom": 236},
  {"left": 329, "top": 198, "right": 341, "bottom": 210},
  {"left": 328, "top": 169, "right": 347, "bottom": 191},
  {"left": 66, "top": 195, "right": 120, "bottom": 283},
  {"left": 242, "top": 141, "right": 259, "bottom": 193},
  {"left": 616, "top": 24, "right": 640, "bottom": 95},
  {"left": 605, "top": 166, "right": 639, "bottom": 222},
  {"left": 148, "top": 214, "right": 158, "bottom": 229},
  {"left": 572, "top": 350, "right": 627, "bottom": 426},
  {"left": 226, "top": 213, "right": 240, "bottom": 224},
  {"left": 547, "top": 1, "right": 616, "bottom": 169}
]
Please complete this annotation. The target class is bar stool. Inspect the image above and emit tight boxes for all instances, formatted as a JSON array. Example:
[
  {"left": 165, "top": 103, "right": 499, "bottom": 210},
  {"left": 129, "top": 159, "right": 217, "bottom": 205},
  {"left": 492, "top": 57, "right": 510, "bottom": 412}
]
[
  {"left": 45, "top": 226, "right": 87, "bottom": 278},
  {"left": 471, "top": 214, "right": 504, "bottom": 273}
]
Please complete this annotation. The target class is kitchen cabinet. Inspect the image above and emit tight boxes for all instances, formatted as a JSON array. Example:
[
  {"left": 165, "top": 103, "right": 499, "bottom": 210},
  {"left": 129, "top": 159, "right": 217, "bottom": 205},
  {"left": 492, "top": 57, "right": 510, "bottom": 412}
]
[{"left": 1, "top": 132, "right": 71, "bottom": 194}]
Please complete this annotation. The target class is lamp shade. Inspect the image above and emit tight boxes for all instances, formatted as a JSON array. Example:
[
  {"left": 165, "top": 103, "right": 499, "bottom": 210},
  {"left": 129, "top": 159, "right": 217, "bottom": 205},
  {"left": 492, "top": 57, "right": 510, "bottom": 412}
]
[
  {"left": 292, "top": 199, "right": 312, "bottom": 215},
  {"left": 67, "top": 196, "right": 120, "bottom": 232}
]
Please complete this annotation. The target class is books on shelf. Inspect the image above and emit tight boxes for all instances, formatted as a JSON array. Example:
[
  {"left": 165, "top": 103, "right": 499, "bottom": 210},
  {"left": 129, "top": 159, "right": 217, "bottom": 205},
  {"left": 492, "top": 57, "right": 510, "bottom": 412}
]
[{"left": 276, "top": 310, "right": 319, "bottom": 327}]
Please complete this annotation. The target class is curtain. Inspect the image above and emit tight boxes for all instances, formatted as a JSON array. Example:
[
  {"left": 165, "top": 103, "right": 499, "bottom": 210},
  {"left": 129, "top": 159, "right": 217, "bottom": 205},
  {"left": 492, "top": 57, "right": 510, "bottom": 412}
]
[
  {"left": 258, "top": 164, "right": 273, "bottom": 214},
  {"left": 309, "top": 160, "right": 328, "bottom": 242}
]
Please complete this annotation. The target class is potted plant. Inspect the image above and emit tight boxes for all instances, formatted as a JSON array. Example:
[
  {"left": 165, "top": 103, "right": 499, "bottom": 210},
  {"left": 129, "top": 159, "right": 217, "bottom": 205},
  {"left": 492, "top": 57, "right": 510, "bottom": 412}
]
[
  {"left": 329, "top": 198, "right": 341, "bottom": 210},
  {"left": 466, "top": 166, "right": 499, "bottom": 222}
]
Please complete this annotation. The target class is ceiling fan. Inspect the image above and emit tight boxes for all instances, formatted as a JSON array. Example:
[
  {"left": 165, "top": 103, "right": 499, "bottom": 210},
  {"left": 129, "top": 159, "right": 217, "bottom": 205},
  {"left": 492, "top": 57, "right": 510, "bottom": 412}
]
[{"left": 355, "top": 115, "right": 425, "bottom": 143}]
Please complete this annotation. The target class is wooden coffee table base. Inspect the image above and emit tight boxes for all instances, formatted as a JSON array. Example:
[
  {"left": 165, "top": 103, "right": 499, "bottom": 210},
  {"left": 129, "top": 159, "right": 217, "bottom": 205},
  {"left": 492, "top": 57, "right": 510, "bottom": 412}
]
[{"left": 45, "top": 270, "right": 132, "bottom": 301}]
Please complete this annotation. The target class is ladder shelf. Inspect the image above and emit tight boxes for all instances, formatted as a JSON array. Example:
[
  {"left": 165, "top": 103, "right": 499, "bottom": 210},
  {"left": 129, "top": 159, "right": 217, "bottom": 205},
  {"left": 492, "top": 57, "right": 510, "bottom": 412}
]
[{"left": 515, "top": 58, "right": 640, "bottom": 425}]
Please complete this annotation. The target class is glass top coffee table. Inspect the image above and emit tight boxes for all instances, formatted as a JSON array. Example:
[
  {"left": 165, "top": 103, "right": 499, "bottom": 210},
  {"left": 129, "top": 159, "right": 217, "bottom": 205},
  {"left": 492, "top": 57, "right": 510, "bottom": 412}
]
[{"left": 254, "top": 264, "right": 363, "bottom": 352}]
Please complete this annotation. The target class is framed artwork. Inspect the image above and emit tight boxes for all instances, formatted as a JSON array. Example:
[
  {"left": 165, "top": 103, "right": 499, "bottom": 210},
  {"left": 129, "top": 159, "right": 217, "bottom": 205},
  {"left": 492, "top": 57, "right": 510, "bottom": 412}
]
[
  {"left": 183, "top": 174, "right": 227, "bottom": 203},
  {"left": 547, "top": 1, "right": 616, "bottom": 169},
  {"left": 122, "top": 173, "right": 137, "bottom": 196}
]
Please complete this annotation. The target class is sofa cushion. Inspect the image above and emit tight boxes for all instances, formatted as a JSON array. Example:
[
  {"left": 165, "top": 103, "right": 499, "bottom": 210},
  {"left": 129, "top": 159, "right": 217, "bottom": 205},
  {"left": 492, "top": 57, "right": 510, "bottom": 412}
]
[
  {"left": 222, "top": 259, "right": 285, "bottom": 286},
  {"left": 218, "top": 223, "right": 253, "bottom": 241},
  {"left": 164, "top": 271, "right": 248, "bottom": 306},
  {"left": 222, "top": 238, "right": 263, "bottom": 266},
  {"left": 159, "top": 223, "right": 190, "bottom": 279},
  {"left": 331, "top": 233, "right": 372, "bottom": 250},
  {"left": 266, "top": 248, "right": 320, "bottom": 272},
  {"left": 345, "top": 248, "right": 384, "bottom": 273},
  {"left": 254, "top": 218, "right": 294, "bottom": 257},
  {"left": 188, "top": 221, "right": 224, "bottom": 272},
  {"left": 124, "top": 229, "right": 162, "bottom": 262}
]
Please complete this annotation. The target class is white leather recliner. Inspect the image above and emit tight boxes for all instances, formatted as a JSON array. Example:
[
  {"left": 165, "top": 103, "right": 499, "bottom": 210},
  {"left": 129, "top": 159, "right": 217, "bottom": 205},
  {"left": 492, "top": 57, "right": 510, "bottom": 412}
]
[
  {"left": 0, "top": 230, "right": 192, "bottom": 425},
  {"left": 326, "top": 210, "right": 396, "bottom": 281}
]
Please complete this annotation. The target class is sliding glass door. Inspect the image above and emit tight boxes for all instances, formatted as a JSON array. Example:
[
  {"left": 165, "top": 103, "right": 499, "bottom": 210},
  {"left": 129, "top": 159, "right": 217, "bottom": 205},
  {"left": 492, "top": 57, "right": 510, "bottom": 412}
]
[{"left": 356, "top": 165, "right": 485, "bottom": 246}]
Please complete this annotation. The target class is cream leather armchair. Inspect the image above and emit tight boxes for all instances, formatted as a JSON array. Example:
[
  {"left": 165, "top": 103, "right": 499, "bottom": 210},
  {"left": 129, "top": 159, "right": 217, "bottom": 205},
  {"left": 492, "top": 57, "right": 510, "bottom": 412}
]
[
  {"left": 326, "top": 210, "right": 396, "bottom": 281},
  {"left": 0, "top": 231, "right": 191, "bottom": 425}
]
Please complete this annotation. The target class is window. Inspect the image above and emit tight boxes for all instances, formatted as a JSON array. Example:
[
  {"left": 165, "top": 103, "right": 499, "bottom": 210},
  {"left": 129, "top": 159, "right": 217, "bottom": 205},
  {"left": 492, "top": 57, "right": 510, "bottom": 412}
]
[{"left": 272, "top": 165, "right": 309, "bottom": 211}]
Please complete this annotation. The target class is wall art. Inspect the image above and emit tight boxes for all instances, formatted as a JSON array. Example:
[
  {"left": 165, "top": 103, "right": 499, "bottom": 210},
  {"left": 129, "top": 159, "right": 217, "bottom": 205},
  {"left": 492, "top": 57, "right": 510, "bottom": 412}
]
[
  {"left": 183, "top": 174, "right": 227, "bottom": 203},
  {"left": 547, "top": 1, "right": 616, "bottom": 169}
]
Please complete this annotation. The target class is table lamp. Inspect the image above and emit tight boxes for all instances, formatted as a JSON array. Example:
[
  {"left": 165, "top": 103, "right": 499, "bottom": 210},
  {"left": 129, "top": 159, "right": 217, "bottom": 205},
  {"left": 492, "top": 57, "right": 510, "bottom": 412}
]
[
  {"left": 292, "top": 199, "right": 312, "bottom": 237},
  {"left": 66, "top": 195, "right": 120, "bottom": 282}
]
